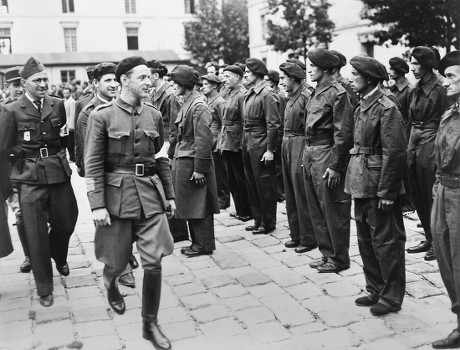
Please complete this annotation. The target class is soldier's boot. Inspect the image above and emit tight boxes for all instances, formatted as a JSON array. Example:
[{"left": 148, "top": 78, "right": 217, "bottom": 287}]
[
  {"left": 17, "top": 218, "right": 31, "bottom": 273},
  {"left": 104, "top": 274, "right": 125, "bottom": 315},
  {"left": 142, "top": 270, "right": 171, "bottom": 350}
]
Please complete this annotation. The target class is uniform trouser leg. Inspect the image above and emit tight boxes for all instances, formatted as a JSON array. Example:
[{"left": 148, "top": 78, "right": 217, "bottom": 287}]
[
  {"left": 242, "top": 141, "right": 262, "bottom": 226},
  {"left": 282, "top": 137, "right": 315, "bottom": 245},
  {"left": 187, "top": 210, "right": 216, "bottom": 252},
  {"left": 355, "top": 198, "right": 406, "bottom": 306},
  {"left": 7, "top": 187, "right": 29, "bottom": 257},
  {"left": 168, "top": 217, "right": 189, "bottom": 243},
  {"left": 432, "top": 184, "right": 460, "bottom": 315},
  {"left": 275, "top": 145, "right": 284, "bottom": 201},
  {"left": 67, "top": 129, "right": 75, "bottom": 162},
  {"left": 213, "top": 151, "right": 230, "bottom": 208}
]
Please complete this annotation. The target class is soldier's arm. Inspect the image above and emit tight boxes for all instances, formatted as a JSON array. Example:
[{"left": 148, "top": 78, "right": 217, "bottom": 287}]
[
  {"left": 75, "top": 109, "right": 89, "bottom": 176},
  {"left": 192, "top": 103, "right": 213, "bottom": 173},
  {"left": 167, "top": 95, "right": 181, "bottom": 160},
  {"left": 263, "top": 92, "right": 280, "bottom": 152},
  {"left": 0, "top": 106, "right": 15, "bottom": 199}
]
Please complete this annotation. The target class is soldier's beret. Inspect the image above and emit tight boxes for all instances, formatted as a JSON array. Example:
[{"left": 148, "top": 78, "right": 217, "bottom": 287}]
[
  {"left": 19, "top": 56, "right": 45, "bottom": 79},
  {"left": 245, "top": 58, "right": 268, "bottom": 76},
  {"left": 266, "top": 70, "right": 280, "bottom": 84},
  {"left": 223, "top": 65, "right": 244, "bottom": 78},
  {"left": 279, "top": 62, "right": 306, "bottom": 80},
  {"left": 330, "top": 50, "right": 347, "bottom": 68},
  {"left": 146, "top": 59, "right": 168, "bottom": 76},
  {"left": 3, "top": 66, "right": 21, "bottom": 83},
  {"left": 350, "top": 56, "right": 389, "bottom": 81},
  {"left": 411, "top": 46, "right": 438, "bottom": 69},
  {"left": 115, "top": 56, "right": 147, "bottom": 82},
  {"left": 170, "top": 65, "right": 200, "bottom": 88},
  {"left": 438, "top": 50, "right": 460, "bottom": 77},
  {"left": 86, "top": 66, "right": 94, "bottom": 80},
  {"left": 389, "top": 57, "right": 409, "bottom": 74},
  {"left": 201, "top": 73, "right": 221, "bottom": 85},
  {"left": 307, "top": 49, "right": 340, "bottom": 69},
  {"left": 92, "top": 62, "right": 117, "bottom": 80},
  {"left": 286, "top": 58, "right": 306, "bottom": 70}
]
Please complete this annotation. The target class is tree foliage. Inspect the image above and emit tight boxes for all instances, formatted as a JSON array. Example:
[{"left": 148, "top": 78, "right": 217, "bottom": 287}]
[
  {"left": 183, "top": 0, "right": 249, "bottom": 65},
  {"left": 360, "top": 0, "right": 460, "bottom": 52},
  {"left": 266, "top": 0, "right": 335, "bottom": 58}
]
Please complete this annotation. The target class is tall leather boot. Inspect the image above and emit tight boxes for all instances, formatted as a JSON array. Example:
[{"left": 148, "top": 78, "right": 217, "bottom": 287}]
[{"left": 142, "top": 271, "right": 171, "bottom": 350}]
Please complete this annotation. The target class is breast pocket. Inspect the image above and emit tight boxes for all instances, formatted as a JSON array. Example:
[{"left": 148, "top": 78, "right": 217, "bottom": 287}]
[
  {"left": 144, "top": 130, "right": 161, "bottom": 154},
  {"left": 108, "top": 131, "right": 130, "bottom": 156},
  {"left": 18, "top": 122, "right": 37, "bottom": 143}
]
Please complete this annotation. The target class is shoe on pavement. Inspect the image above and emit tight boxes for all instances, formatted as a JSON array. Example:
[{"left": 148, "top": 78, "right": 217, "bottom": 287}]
[
  {"left": 370, "top": 302, "right": 401, "bottom": 316},
  {"left": 119, "top": 272, "right": 135, "bottom": 288},
  {"left": 236, "top": 215, "right": 253, "bottom": 222},
  {"left": 432, "top": 329, "right": 460, "bottom": 349},
  {"left": 56, "top": 263, "right": 70, "bottom": 276},
  {"left": 39, "top": 294, "right": 54, "bottom": 307},
  {"left": 355, "top": 293, "right": 379, "bottom": 307},
  {"left": 107, "top": 278, "right": 125, "bottom": 315},
  {"left": 309, "top": 257, "right": 327, "bottom": 269},
  {"left": 295, "top": 244, "right": 317, "bottom": 254},
  {"left": 180, "top": 245, "right": 192, "bottom": 254},
  {"left": 285, "top": 240, "right": 300, "bottom": 248},
  {"left": 183, "top": 249, "right": 213, "bottom": 257},
  {"left": 20, "top": 256, "right": 31, "bottom": 273},
  {"left": 252, "top": 227, "right": 275, "bottom": 235},
  {"left": 317, "top": 262, "right": 348, "bottom": 273},
  {"left": 407, "top": 240, "right": 431, "bottom": 253},
  {"left": 245, "top": 225, "right": 259, "bottom": 231},
  {"left": 424, "top": 247, "right": 436, "bottom": 261}
]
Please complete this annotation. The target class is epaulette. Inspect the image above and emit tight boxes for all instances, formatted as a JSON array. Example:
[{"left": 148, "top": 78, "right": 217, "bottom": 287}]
[
  {"left": 377, "top": 95, "right": 393, "bottom": 110},
  {"left": 81, "top": 101, "right": 95, "bottom": 114},
  {"left": 143, "top": 101, "right": 157, "bottom": 109},
  {"left": 301, "top": 88, "right": 312, "bottom": 99},
  {"left": 94, "top": 102, "right": 113, "bottom": 111},
  {"left": 332, "top": 81, "right": 347, "bottom": 94}
]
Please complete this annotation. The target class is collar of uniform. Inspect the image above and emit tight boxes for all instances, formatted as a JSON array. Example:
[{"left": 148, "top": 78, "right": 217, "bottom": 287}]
[
  {"left": 206, "top": 93, "right": 220, "bottom": 106},
  {"left": 96, "top": 93, "right": 110, "bottom": 104},
  {"left": 25, "top": 91, "right": 43, "bottom": 107},
  {"left": 153, "top": 81, "right": 168, "bottom": 101},
  {"left": 253, "top": 80, "right": 268, "bottom": 95},
  {"left": 418, "top": 72, "right": 438, "bottom": 95},
  {"left": 360, "top": 86, "right": 384, "bottom": 111},
  {"left": 116, "top": 96, "right": 143, "bottom": 114},
  {"left": 315, "top": 76, "right": 335, "bottom": 95},
  {"left": 288, "top": 84, "right": 303, "bottom": 102},
  {"left": 394, "top": 77, "right": 410, "bottom": 92},
  {"left": 182, "top": 91, "right": 201, "bottom": 111}
]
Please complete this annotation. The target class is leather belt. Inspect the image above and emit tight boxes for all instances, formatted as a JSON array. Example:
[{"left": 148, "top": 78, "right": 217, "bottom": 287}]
[
  {"left": 106, "top": 164, "right": 157, "bottom": 177},
  {"left": 223, "top": 120, "right": 240, "bottom": 126},
  {"left": 23, "top": 146, "right": 61, "bottom": 158},
  {"left": 411, "top": 121, "right": 439, "bottom": 130},
  {"left": 439, "top": 176, "right": 460, "bottom": 188},
  {"left": 349, "top": 145, "right": 382, "bottom": 155},
  {"left": 305, "top": 137, "right": 333, "bottom": 146},
  {"left": 284, "top": 129, "right": 304, "bottom": 136}
]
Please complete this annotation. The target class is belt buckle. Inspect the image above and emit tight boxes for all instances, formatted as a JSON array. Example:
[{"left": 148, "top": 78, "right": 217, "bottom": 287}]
[
  {"left": 39, "top": 147, "right": 49, "bottom": 158},
  {"left": 135, "top": 164, "right": 145, "bottom": 176}
]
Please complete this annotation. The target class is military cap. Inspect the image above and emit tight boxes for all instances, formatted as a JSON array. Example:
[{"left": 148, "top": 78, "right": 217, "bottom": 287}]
[
  {"left": 86, "top": 66, "right": 95, "bottom": 80},
  {"left": 223, "top": 65, "right": 244, "bottom": 78},
  {"left": 286, "top": 58, "right": 306, "bottom": 70},
  {"left": 307, "top": 49, "right": 339, "bottom": 69},
  {"left": 330, "top": 50, "right": 347, "bottom": 67},
  {"left": 350, "top": 56, "right": 389, "bottom": 81},
  {"left": 438, "top": 50, "right": 460, "bottom": 77},
  {"left": 201, "top": 73, "right": 221, "bottom": 85},
  {"left": 92, "top": 62, "right": 117, "bottom": 80},
  {"left": 389, "top": 57, "right": 409, "bottom": 74},
  {"left": 245, "top": 58, "right": 268, "bottom": 76},
  {"left": 146, "top": 59, "right": 168, "bottom": 76},
  {"left": 279, "top": 62, "right": 306, "bottom": 80},
  {"left": 3, "top": 66, "right": 21, "bottom": 83},
  {"left": 235, "top": 62, "right": 246, "bottom": 72},
  {"left": 19, "top": 56, "right": 45, "bottom": 79},
  {"left": 411, "top": 46, "right": 438, "bottom": 69},
  {"left": 266, "top": 70, "right": 280, "bottom": 84},
  {"left": 170, "top": 65, "right": 200, "bottom": 88},
  {"left": 115, "top": 56, "right": 147, "bottom": 82}
]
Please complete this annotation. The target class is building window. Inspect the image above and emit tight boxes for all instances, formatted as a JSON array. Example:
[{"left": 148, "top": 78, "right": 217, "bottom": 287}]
[
  {"left": 125, "top": 0, "right": 136, "bottom": 13},
  {"left": 61, "top": 70, "right": 76, "bottom": 84},
  {"left": 62, "top": 0, "right": 75, "bottom": 13},
  {"left": 0, "top": 0, "right": 8, "bottom": 14},
  {"left": 0, "top": 28, "right": 11, "bottom": 54},
  {"left": 64, "top": 28, "right": 77, "bottom": 52},
  {"left": 184, "top": 0, "right": 195, "bottom": 14},
  {"left": 126, "top": 27, "right": 138, "bottom": 50}
]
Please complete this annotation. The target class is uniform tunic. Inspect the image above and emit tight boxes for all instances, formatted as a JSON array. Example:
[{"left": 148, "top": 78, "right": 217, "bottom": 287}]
[
  {"left": 273, "top": 87, "right": 286, "bottom": 201},
  {"left": 390, "top": 77, "right": 413, "bottom": 134},
  {"left": 345, "top": 87, "right": 407, "bottom": 306},
  {"left": 302, "top": 76, "right": 353, "bottom": 268}
]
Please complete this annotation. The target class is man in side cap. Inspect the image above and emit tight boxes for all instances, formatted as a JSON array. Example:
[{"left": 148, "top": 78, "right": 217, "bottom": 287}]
[
  {"left": 406, "top": 46, "right": 448, "bottom": 261},
  {"left": 242, "top": 58, "right": 281, "bottom": 234},
  {"left": 0, "top": 56, "right": 79, "bottom": 307},
  {"left": 169, "top": 65, "right": 219, "bottom": 257},
  {"left": 431, "top": 50, "right": 460, "bottom": 349},
  {"left": 1, "top": 66, "right": 24, "bottom": 105},
  {"left": 217, "top": 65, "right": 252, "bottom": 222},
  {"left": 279, "top": 61, "right": 317, "bottom": 253},
  {"left": 346, "top": 55, "right": 407, "bottom": 317},
  {"left": 330, "top": 50, "right": 359, "bottom": 107},
  {"left": 303, "top": 48, "right": 353, "bottom": 273},
  {"left": 84, "top": 56, "right": 175, "bottom": 350}
]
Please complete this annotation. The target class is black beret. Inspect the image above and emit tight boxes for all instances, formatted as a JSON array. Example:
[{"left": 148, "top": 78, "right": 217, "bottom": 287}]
[
  {"left": 170, "top": 65, "right": 200, "bottom": 88},
  {"left": 286, "top": 58, "right": 306, "bottom": 70},
  {"left": 115, "top": 56, "right": 147, "bottom": 82},
  {"left": 235, "top": 62, "right": 246, "bottom": 72},
  {"left": 245, "top": 58, "right": 268, "bottom": 76},
  {"left": 266, "top": 70, "right": 279, "bottom": 84},
  {"left": 3, "top": 66, "right": 21, "bottom": 83},
  {"left": 330, "top": 50, "right": 347, "bottom": 67},
  {"left": 411, "top": 46, "right": 438, "bottom": 69},
  {"left": 389, "top": 57, "right": 409, "bottom": 74},
  {"left": 146, "top": 59, "right": 168, "bottom": 75},
  {"left": 350, "top": 56, "right": 389, "bottom": 81},
  {"left": 19, "top": 56, "right": 45, "bottom": 79},
  {"left": 92, "top": 62, "right": 117, "bottom": 80},
  {"left": 438, "top": 50, "right": 460, "bottom": 77},
  {"left": 307, "top": 49, "right": 339, "bottom": 69},
  {"left": 223, "top": 65, "right": 244, "bottom": 78},
  {"left": 201, "top": 73, "right": 221, "bottom": 85},
  {"left": 279, "top": 62, "right": 306, "bottom": 80}
]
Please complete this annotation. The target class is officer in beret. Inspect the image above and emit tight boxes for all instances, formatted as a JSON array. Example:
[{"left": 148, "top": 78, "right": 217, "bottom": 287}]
[
  {"left": 278, "top": 61, "right": 317, "bottom": 253},
  {"left": 303, "top": 48, "right": 353, "bottom": 273},
  {"left": 286, "top": 58, "right": 314, "bottom": 93},
  {"left": 84, "top": 56, "right": 174, "bottom": 350},
  {"left": 388, "top": 57, "right": 413, "bottom": 132},
  {"left": 346, "top": 55, "right": 407, "bottom": 316},
  {"left": 74, "top": 65, "right": 96, "bottom": 126},
  {"left": 431, "top": 50, "right": 460, "bottom": 349},
  {"left": 406, "top": 46, "right": 448, "bottom": 261},
  {"left": 242, "top": 58, "right": 281, "bottom": 234},
  {"left": 217, "top": 65, "right": 252, "bottom": 222},
  {"left": 0, "top": 57, "right": 79, "bottom": 307},
  {"left": 330, "top": 50, "right": 359, "bottom": 107},
  {"left": 201, "top": 73, "right": 230, "bottom": 210},
  {"left": 169, "top": 65, "right": 219, "bottom": 256}
]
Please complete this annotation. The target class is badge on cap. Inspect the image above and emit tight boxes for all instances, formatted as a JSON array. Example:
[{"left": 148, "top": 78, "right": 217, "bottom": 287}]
[{"left": 24, "top": 131, "right": 30, "bottom": 141}]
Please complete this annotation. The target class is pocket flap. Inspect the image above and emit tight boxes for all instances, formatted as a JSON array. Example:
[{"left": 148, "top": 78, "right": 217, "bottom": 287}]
[
  {"left": 50, "top": 118, "right": 62, "bottom": 128},
  {"left": 144, "top": 130, "right": 160, "bottom": 139},
  {"left": 105, "top": 172, "right": 123, "bottom": 187},
  {"left": 366, "top": 155, "right": 382, "bottom": 168},
  {"left": 108, "top": 131, "right": 130, "bottom": 140},
  {"left": 18, "top": 122, "right": 36, "bottom": 131}
]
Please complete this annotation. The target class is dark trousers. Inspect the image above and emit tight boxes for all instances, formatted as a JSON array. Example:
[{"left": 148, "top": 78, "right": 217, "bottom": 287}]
[
  {"left": 19, "top": 181, "right": 78, "bottom": 296},
  {"left": 213, "top": 151, "right": 230, "bottom": 208},
  {"left": 275, "top": 145, "right": 284, "bottom": 201},
  {"left": 355, "top": 198, "right": 406, "bottom": 306},
  {"left": 282, "top": 136, "right": 315, "bottom": 245},
  {"left": 67, "top": 129, "right": 75, "bottom": 162},
  {"left": 302, "top": 145, "right": 350, "bottom": 268},
  {"left": 432, "top": 183, "right": 460, "bottom": 315},
  {"left": 221, "top": 150, "right": 251, "bottom": 217},
  {"left": 168, "top": 217, "right": 189, "bottom": 243},
  {"left": 188, "top": 211, "right": 216, "bottom": 252},
  {"left": 6, "top": 186, "right": 30, "bottom": 257}
]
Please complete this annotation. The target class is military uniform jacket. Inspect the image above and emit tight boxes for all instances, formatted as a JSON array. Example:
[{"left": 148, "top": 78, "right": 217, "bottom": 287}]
[
  {"left": 390, "top": 77, "right": 413, "bottom": 126},
  {"left": 345, "top": 87, "right": 407, "bottom": 200},
  {"left": 74, "top": 91, "right": 95, "bottom": 130},
  {"left": 305, "top": 76, "right": 353, "bottom": 172},
  {"left": 338, "top": 75, "right": 359, "bottom": 108},
  {"left": 217, "top": 84, "right": 246, "bottom": 152},
  {"left": 151, "top": 82, "right": 181, "bottom": 144},
  {"left": 242, "top": 80, "right": 281, "bottom": 152},
  {"left": 435, "top": 103, "right": 460, "bottom": 181},
  {"left": 206, "top": 94, "right": 226, "bottom": 152},
  {"left": 0, "top": 94, "right": 71, "bottom": 185},
  {"left": 284, "top": 85, "right": 311, "bottom": 135},
  {"left": 84, "top": 97, "right": 174, "bottom": 219}
]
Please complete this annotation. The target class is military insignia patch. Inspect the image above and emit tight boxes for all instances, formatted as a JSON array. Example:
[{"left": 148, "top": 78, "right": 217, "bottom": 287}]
[{"left": 24, "top": 131, "right": 30, "bottom": 141}]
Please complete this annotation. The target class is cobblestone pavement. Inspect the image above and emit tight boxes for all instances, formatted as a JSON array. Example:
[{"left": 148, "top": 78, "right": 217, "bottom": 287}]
[{"left": 0, "top": 166, "right": 455, "bottom": 350}]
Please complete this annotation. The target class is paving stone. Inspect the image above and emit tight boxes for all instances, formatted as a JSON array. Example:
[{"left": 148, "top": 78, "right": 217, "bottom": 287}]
[
  {"left": 246, "top": 321, "right": 291, "bottom": 343},
  {"left": 213, "top": 284, "right": 247, "bottom": 299},
  {"left": 213, "top": 256, "right": 249, "bottom": 269},
  {"left": 316, "top": 308, "right": 361, "bottom": 327},
  {"left": 357, "top": 338, "right": 410, "bottom": 350},
  {"left": 285, "top": 283, "right": 324, "bottom": 300},
  {"left": 302, "top": 295, "right": 342, "bottom": 313},
  {"left": 117, "top": 321, "right": 142, "bottom": 341},
  {"left": 172, "top": 281, "right": 207, "bottom": 298},
  {"left": 349, "top": 318, "right": 395, "bottom": 341},
  {"left": 67, "top": 286, "right": 101, "bottom": 300},
  {"left": 70, "top": 295, "right": 107, "bottom": 310},
  {"left": 112, "top": 309, "right": 141, "bottom": 326},
  {"left": 0, "top": 296, "right": 31, "bottom": 311},
  {"left": 201, "top": 274, "right": 237, "bottom": 289},
  {"left": 247, "top": 282, "right": 285, "bottom": 298},
  {"left": 33, "top": 306, "right": 71, "bottom": 324},
  {"left": 252, "top": 236, "right": 280, "bottom": 248},
  {"left": 190, "top": 305, "right": 229, "bottom": 323},
  {"left": 161, "top": 320, "right": 200, "bottom": 341},
  {"left": 261, "top": 266, "right": 306, "bottom": 287},
  {"left": 180, "top": 292, "right": 218, "bottom": 310},
  {"left": 160, "top": 293, "right": 181, "bottom": 309},
  {"left": 236, "top": 247, "right": 271, "bottom": 261},
  {"left": 73, "top": 305, "right": 110, "bottom": 323},
  {"left": 406, "top": 280, "right": 444, "bottom": 299},
  {"left": 289, "top": 321, "right": 327, "bottom": 335},
  {"left": 413, "top": 306, "right": 455, "bottom": 325},
  {"left": 305, "top": 270, "right": 344, "bottom": 284},
  {"left": 236, "top": 273, "right": 271, "bottom": 287},
  {"left": 164, "top": 273, "right": 195, "bottom": 286},
  {"left": 218, "top": 235, "right": 244, "bottom": 243},
  {"left": 260, "top": 294, "right": 299, "bottom": 310},
  {"left": 79, "top": 334, "right": 123, "bottom": 350},
  {"left": 307, "top": 327, "right": 361, "bottom": 348},
  {"left": 272, "top": 307, "right": 316, "bottom": 327},
  {"left": 124, "top": 338, "right": 158, "bottom": 350},
  {"left": 235, "top": 306, "right": 276, "bottom": 325},
  {"left": 0, "top": 336, "right": 33, "bottom": 350},
  {"left": 280, "top": 254, "right": 310, "bottom": 268},
  {"left": 76, "top": 320, "right": 116, "bottom": 338},
  {"left": 64, "top": 275, "right": 97, "bottom": 288},
  {"left": 383, "top": 313, "right": 426, "bottom": 332},
  {"left": 199, "top": 318, "right": 244, "bottom": 339},
  {"left": 158, "top": 306, "right": 191, "bottom": 325},
  {"left": 223, "top": 294, "right": 261, "bottom": 311},
  {"left": 0, "top": 320, "right": 32, "bottom": 339},
  {"left": 248, "top": 258, "right": 279, "bottom": 270},
  {"left": 34, "top": 319, "right": 74, "bottom": 345},
  {"left": 322, "top": 280, "right": 361, "bottom": 297},
  {"left": 0, "top": 307, "right": 30, "bottom": 323}
]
